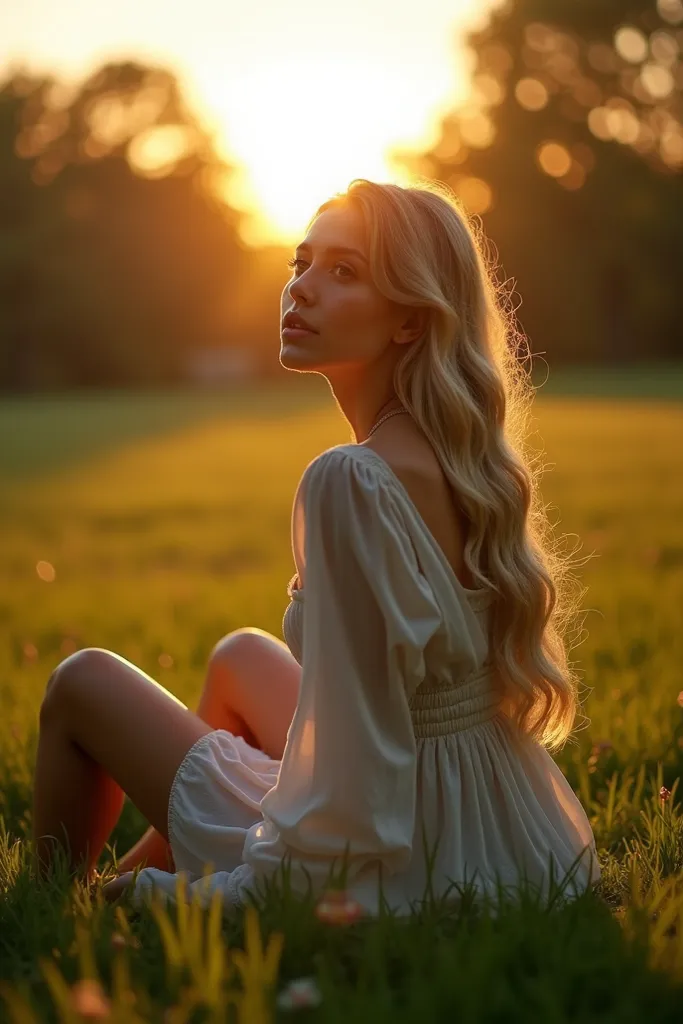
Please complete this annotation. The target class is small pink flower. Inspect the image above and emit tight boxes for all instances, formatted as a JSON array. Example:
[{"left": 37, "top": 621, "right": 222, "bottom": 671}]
[
  {"left": 276, "top": 977, "right": 323, "bottom": 1010},
  {"left": 70, "top": 979, "right": 111, "bottom": 1019},
  {"left": 110, "top": 931, "right": 140, "bottom": 950},
  {"left": 660, "top": 786, "right": 671, "bottom": 803},
  {"left": 677, "top": 691, "right": 683, "bottom": 708},
  {"left": 314, "top": 889, "right": 366, "bottom": 926}
]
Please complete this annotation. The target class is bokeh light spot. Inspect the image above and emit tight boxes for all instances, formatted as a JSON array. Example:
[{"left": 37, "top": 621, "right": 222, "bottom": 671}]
[
  {"left": 588, "top": 107, "right": 612, "bottom": 140},
  {"left": 614, "top": 27, "right": 649, "bottom": 64},
  {"left": 650, "top": 31, "right": 679, "bottom": 64},
  {"left": 661, "top": 128, "right": 683, "bottom": 164},
  {"left": 525, "top": 23, "right": 557, "bottom": 53},
  {"left": 537, "top": 142, "right": 572, "bottom": 177},
  {"left": 472, "top": 73, "right": 506, "bottom": 106},
  {"left": 657, "top": 0, "right": 683, "bottom": 25},
  {"left": 546, "top": 52, "right": 579, "bottom": 85},
  {"left": 515, "top": 78, "right": 549, "bottom": 111},
  {"left": 455, "top": 176, "right": 493, "bottom": 215},
  {"left": 479, "top": 43, "right": 514, "bottom": 76},
  {"left": 558, "top": 162, "right": 587, "bottom": 190},
  {"left": 639, "top": 62, "right": 675, "bottom": 98},
  {"left": 459, "top": 114, "right": 496, "bottom": 149}
]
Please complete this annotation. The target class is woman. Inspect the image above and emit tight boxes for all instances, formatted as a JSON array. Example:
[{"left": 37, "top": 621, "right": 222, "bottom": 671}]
[{"left": 33, "top": 178, "right": 601, "bottom": 914}]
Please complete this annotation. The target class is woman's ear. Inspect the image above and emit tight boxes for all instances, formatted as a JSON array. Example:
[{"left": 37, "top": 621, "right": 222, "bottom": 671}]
[{"left": 393, "top": 307, "right": 428, "bottom": 346}]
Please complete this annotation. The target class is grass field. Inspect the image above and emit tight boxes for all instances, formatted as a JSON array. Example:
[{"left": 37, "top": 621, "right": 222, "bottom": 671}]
[{"left": 1, "top": 363, "right": 683, "bottom": 1021}]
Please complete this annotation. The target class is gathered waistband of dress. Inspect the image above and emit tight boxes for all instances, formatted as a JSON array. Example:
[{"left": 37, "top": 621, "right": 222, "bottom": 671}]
[{"left": 409, "top": 663, "right": 504, "bottom": 738}]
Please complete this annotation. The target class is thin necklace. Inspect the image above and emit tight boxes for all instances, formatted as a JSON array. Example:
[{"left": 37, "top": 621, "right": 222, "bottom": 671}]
[{"left": 366, "top": 406, "right": 410, "bottom": 440}]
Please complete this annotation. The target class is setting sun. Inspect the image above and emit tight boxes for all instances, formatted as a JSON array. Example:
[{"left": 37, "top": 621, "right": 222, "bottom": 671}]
[
  {"left": 202, "top": 52, "right": 467, "bottom": 245},
  {"left": 200, "top": 44, "right": 476, "bottom": 246}
]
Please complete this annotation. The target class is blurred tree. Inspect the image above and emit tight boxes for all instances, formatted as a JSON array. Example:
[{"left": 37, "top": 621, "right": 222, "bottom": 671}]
[
  {"left": 395, "top": 0, "right": 683, "bottom": 364},
  {"left": 0, "top": 61, "right": 258, "bottom": 389}
]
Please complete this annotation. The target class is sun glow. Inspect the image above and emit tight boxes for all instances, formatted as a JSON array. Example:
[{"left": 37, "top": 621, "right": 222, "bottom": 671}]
[
  {"left": 201, "top": 53, "right": 464, "bottom": 246},
  {"left": 0, "top": 0, "right": 491, "bottom": 245}
]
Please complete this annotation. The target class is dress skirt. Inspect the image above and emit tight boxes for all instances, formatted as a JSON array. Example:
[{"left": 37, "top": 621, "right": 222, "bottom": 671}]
[{"left": 165, "top": 729, "right": 280, "bottom": 880}]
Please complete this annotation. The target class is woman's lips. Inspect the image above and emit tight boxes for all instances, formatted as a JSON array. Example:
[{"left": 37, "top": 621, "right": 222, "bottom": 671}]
[{"left": 282, "top": 327, "right": 318, "bottom": 339}]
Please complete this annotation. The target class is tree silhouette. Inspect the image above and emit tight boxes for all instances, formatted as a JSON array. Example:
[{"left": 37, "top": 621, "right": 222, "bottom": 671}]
[{"left": 0, "top": 61, "right": 253, "bottom": 389}]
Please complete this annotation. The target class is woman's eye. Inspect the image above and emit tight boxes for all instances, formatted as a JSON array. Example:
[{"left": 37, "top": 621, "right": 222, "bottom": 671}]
[
  {"left": 334, "top": 264, "right": 354, "bottom": 278},
  {"left": 286, "top": 258, "right": 354, "bottom": 279}
]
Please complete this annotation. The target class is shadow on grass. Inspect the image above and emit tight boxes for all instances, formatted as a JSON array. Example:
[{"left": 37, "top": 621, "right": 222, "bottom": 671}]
[{"left": 0, "top": 378, "right": 328, "bottom": 482}]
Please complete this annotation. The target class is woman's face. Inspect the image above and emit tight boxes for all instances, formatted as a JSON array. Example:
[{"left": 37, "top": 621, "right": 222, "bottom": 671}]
[{"left": 280, "top": 203, "right": 405, "bottom": 373}]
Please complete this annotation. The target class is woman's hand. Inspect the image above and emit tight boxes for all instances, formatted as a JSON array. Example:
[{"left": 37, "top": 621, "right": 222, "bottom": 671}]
[{"left": 101, "top": 871, "right": 136, "bottom": 903}]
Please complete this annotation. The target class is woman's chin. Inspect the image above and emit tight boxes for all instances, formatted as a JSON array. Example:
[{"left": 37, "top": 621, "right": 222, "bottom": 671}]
[{"left": 280, "top": 345, "right": 322, "bottom": 371}]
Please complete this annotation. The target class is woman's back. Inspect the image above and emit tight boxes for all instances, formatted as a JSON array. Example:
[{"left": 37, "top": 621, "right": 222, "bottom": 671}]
[{"left": 362, "top": 420, "right": 478, "bottom": 592}]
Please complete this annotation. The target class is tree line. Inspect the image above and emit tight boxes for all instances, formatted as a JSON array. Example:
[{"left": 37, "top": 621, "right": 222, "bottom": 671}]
[{"left": 0, "top": 0, "right": 680, "bottom": 391}]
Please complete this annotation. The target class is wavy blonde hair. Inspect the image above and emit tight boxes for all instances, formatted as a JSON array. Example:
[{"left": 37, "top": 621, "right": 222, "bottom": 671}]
[{"left": 309, "top": 178, "right": 592, "bottom": 754}]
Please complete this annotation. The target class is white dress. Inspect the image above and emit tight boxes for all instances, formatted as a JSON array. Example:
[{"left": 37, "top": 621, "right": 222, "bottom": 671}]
[{"left": 130, "top": 443, "right": 601, "bottom": 914}]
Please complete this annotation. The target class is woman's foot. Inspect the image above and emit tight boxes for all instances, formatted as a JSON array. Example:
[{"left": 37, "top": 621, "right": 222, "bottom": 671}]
[{"left": 101, "top": 871, "right": 136, "bottom": 903}]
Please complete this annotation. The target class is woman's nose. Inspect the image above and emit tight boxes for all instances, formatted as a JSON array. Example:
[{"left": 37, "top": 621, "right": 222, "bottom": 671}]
[{"left": 289, "top": 276, "right": 313, "bottom": 302}]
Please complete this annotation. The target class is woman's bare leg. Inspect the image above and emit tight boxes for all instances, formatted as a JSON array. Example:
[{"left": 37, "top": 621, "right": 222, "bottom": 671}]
[
  {"left": 32, "top": 651, "right": 213, "bottom": 883},
  {"left": 115, "top": 700, "right": 256, "bottom": 873},
  {"left": 115, "top": 629, "right": 300, "bottom": 874}
]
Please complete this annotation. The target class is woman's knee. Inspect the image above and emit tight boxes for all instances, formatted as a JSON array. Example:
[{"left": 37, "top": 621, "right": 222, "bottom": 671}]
[
  {"left": 40, "top": 648, "right": 110, "bottom": 719},
  {"left": 209, "top": 628, "right": 294, "bottom": 681},
  {"left": 207, "top": 628, "right": 300, "bottom": 757}
]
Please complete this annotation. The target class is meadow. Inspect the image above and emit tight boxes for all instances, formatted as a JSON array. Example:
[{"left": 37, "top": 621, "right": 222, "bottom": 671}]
[{"left": 1, "top": 362, "right": 683, "bottom": 1022}]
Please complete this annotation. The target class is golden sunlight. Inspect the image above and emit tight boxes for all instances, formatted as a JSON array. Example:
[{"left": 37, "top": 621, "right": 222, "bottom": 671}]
[
  {"left": 0, "top": 0, "right": 497, "bottom": 244},
  {"left": 201, "top": 53, "right": 460, "bottom": 246}
]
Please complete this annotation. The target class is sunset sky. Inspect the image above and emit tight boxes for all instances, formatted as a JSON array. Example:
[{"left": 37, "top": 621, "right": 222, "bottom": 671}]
[{"left": 0, "top": 0, "right": 497, "bottom": 245}]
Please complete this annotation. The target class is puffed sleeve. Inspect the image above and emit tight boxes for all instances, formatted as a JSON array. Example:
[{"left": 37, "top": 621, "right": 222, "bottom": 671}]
[{"left": 236, "top": 447, "right": 444, "bottom": 903}]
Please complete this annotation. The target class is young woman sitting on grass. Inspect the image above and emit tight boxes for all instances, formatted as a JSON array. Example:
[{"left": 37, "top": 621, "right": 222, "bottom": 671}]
[{"left": 32, "top": 178, "right": 601, "bottom": 914}]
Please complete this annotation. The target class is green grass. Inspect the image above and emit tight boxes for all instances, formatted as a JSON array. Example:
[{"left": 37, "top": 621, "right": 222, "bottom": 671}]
[{"left": 1, "top": 365, "right": 683, "bottom": 1021}]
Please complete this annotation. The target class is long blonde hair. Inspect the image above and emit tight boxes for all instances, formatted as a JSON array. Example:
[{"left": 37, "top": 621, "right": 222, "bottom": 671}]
[{"left": 310, "top": 178, "right": 592, "bottom": 754}]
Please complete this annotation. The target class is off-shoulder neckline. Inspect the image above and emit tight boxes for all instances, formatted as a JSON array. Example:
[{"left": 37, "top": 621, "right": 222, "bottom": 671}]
[{"left": 331, "top": 443, "right": 494, "bottom": 607}]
